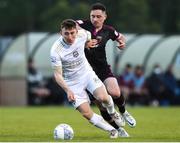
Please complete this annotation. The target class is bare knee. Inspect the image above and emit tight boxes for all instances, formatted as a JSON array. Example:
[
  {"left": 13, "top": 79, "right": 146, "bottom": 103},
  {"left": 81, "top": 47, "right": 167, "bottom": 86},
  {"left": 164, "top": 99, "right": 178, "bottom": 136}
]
[
  {"left": 107, "top": 88, "right": 121, "bottom": 98},
  {"left": 93, "top": 86, "right": 109, "bottom": 103},
  {"left": 98, "top": 95, "right": 109, "bottom": 103},
  {"left": 96, "top": 90, "right": 109, "bottom": 103},
  {"left": 77, "top": 103, "right": 94, "bottom": 120},
  {"left": 104, "top": 78, "right": 121, "bottom": 98},
  {"left": 94, "top": 100, "right": 107, "bottom": 111},
  {"left": 82, "top": 111, "right": 92, "bottom": 120}
]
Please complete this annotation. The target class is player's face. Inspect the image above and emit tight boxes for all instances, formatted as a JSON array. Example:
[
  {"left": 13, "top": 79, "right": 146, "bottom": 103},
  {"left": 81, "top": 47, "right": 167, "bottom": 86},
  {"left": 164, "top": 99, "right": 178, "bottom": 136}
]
[
  {"left": 90, "top": 10, "right": 107, "bottom": 29},
  {"left": 61, "top": 28, "right": 77, "bottom": 44}
]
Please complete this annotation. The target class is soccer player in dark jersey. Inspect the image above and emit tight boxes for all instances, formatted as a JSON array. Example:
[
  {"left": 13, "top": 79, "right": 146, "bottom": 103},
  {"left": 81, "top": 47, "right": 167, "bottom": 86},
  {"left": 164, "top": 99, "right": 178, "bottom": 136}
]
[{"left": 77, "top": 2, "right": 136, "bottom": 136}]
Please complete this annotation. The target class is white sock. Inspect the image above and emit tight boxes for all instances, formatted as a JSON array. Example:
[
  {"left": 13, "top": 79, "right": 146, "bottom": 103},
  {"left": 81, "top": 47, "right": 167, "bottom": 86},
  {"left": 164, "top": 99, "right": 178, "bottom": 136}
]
[
  {"left": 102, "top": 96, "right": 115, "bottom": 114},
  {"left": 89, "top": 113, "right": 114, "bottom": 132}
]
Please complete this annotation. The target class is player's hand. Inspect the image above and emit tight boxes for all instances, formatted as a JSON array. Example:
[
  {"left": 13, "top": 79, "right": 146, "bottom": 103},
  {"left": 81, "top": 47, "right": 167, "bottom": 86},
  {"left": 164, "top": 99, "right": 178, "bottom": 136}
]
[
  {"left": 66, "top": 90, "right": 75, "bottom": 102},
  {"left": 85, "top": 39, "right": 98, "bottom": 48},
  {"left": 116, "top": 33, "right": 126, "bottom": 50}
]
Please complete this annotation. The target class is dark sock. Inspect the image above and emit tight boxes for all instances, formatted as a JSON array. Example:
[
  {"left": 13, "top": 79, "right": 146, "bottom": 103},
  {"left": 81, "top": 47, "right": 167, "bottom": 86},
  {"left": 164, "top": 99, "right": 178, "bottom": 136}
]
[
  {"left": 113, "top": 93, "right": 126, "bottom": 114},
  {"left": 109, "top": 121, "right": 119, "bottom": 129},
  {"left": 100, "top": 110, "right": 119, "bottom": 129}
]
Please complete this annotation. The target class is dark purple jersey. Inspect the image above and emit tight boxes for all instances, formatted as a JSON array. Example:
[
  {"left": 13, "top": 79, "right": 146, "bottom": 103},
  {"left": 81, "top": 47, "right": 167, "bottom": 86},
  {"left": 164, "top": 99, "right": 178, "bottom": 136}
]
[{"left": 77, "top": 19, "right": 119, "bottom": 81}]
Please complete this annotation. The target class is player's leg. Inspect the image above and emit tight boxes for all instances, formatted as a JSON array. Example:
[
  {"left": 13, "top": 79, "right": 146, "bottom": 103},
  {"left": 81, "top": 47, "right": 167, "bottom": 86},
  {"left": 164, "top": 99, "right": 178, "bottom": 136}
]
[
  {"left": 88, "top": 77, "right": 129, "bottom": 137},
  {"left": 89, "top": 91, "right": 122, "bottom": 129},
  {"left": 104, "top": 77, "right": 136, "bottom": 127},
  {"left": 93, "top": 99, "right": 129, "bottom": 137},
  {"left": 104, "top": 77, "right": 125, "bottom": 113},
  {"left": 86, "top": 71, "right": 125, "bottom": 126},
  {"left": 86, "top": 73, "right": 114, "bottom": 115},
  {"left": 95, "top": 66, "right": 133, "bottom": 127},
  {"left": 88, "top": 81, "right": 124, "bottom": 127},
  {"left": 93, "top": 99, "right": 119, "bottom": 129},
  {"left": 77, "top": 102, "right": 118, "bottom": 138},
  {"left": 69, "top": 81, "right": 118, "bottom": 138}
]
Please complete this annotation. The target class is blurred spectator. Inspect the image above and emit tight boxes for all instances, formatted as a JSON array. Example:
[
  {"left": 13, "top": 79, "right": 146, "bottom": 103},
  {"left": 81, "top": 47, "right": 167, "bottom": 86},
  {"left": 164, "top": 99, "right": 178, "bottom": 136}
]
[
  {"left": 146, "top": 64, "right": 169, "bottom": 106},
  {"left": 163, "top": 65, "right": 180, "bottom": 105},
  {"left": 119, "top": 63, "right": 134, "bottom": 86},
  {"left": 27, "top": 58, "right": 68, "bottom": 105},
  {"left": 27, "top": 58, "right": 51, "bottom": 105},
  {"left": 128, "top": 65, "right": 150, "bottom": 106},
  {"left": 117, "top": 63, "right": 134, "bottom": 99},
  {"left": 46, "top": 76, "right": 68, "bottom": 105}
]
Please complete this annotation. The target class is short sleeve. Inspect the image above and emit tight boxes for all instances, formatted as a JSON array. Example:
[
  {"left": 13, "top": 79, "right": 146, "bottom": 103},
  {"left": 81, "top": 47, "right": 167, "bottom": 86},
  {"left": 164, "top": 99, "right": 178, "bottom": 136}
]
[
  {"left": 50, "top": 48, "right": 62, "bottom": 68},
  {"left": 76, "top": 20, "right": 84, "bottom": 25},
  {"left": 76, "top": 19, "right": 91, "bottom": 30},
  {"left": 109, "top": 27, "right": 119, "bottom": 41}
]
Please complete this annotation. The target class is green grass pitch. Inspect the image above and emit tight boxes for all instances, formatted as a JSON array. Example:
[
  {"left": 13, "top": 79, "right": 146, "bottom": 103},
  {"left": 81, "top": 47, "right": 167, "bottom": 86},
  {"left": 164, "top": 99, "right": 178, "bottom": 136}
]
[{"left": 0, "top": 106, "right": 180, "bottom": 142}]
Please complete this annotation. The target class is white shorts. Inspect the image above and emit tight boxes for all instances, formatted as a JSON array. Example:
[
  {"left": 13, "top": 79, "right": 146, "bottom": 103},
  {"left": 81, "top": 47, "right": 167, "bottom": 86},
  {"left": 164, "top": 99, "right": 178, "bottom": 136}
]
[{"left": 66, "top": 70, "right": 103, "bottom": 108}]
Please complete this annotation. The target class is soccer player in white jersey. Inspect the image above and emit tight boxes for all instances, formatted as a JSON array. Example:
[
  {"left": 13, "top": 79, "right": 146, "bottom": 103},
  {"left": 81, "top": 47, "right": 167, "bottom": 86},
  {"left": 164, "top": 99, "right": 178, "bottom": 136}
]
[{"left": 50, "top": 19, "right": 125, "bottom": 138}]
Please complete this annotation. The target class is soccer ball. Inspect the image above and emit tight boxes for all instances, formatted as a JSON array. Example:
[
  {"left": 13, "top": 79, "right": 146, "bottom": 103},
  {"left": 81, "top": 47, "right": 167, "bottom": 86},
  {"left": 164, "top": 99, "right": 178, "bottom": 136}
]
[{"left": 54, "top": 123, "right": 74, "bottom": 140}]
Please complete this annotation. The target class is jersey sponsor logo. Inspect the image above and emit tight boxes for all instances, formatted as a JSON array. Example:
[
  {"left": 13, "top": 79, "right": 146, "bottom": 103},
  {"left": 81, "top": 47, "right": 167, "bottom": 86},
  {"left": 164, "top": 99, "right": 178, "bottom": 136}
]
[
  {"left": 63, "top": 59, "right": 83, "bottom": 69},
  {"left": 51, "top": 56, "right": 57, "bottom": 63},
  {"left": 73, "top": 51, "right": 79, "bottom": 57}
]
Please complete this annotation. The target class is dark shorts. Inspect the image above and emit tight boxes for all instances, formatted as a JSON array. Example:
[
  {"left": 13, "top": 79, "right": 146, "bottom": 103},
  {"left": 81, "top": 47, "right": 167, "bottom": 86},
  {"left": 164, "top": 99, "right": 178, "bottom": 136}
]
[{"left": 94, "top": 65, "right": 115, "bottom": 82}]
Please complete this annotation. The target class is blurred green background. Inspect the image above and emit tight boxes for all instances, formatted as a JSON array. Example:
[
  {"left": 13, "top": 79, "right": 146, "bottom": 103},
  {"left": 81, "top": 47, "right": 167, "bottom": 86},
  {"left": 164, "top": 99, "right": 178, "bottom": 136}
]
[{"left": 0, "top": 0, "right": 180, "bottom": 36}]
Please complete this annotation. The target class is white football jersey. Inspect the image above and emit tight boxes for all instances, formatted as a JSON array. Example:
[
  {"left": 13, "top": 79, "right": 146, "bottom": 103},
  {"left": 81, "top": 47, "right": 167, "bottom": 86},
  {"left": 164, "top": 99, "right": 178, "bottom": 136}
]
[{"left": 50, "top": 29, "right": 92, "bottom": 82}]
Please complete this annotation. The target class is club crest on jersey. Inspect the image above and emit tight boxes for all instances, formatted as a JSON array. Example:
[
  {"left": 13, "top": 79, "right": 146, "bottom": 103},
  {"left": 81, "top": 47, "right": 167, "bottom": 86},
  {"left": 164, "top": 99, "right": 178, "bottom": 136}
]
[{"left": 73, "top": 51, "right": 79, "bottom": 57}]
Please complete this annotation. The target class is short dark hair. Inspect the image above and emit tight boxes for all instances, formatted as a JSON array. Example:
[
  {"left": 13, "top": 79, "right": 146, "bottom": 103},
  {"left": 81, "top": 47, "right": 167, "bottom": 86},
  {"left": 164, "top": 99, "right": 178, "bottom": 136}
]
[
  {"left": 61, "top": 19, "right": 76, "bottom": 30},
  {"left": 90, "top": 3, "right": 106, "bottom": 12}
]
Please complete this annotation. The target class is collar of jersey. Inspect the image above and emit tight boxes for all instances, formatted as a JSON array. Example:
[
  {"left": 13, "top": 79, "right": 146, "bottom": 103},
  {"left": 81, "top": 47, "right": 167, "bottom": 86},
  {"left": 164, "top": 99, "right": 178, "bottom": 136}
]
[{"left": 61, "top": 38, "right": 72, "bottom": 49}]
